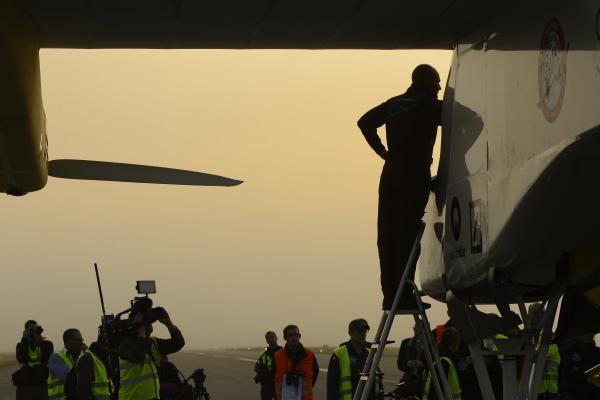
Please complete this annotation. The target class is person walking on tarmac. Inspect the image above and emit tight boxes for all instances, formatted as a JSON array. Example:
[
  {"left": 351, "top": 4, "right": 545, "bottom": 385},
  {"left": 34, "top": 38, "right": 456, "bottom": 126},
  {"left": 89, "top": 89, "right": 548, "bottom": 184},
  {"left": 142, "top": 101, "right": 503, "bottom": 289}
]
[
  {"left": 76, "top": 331, "right": 112, "bottom": 400},
  {"left": 14, "top": 320, "right": 54, "bottom": 400},
  {"left": 274, "top": 325, "right": 319, "bottom": 400},
  {"left": 358, "top": 64, "right": 442, "bottom": 311},
  {"left": 47, "top": 329, "right": 85, "bottom": 400},
  {"left": 327, "top": 319, "right": 383, "bottom": 400},
  {"left": 422, "top": 327, "right": 462, "bottom": 400},
  {"left": 118, "top": 306, "right": 184, "bottom": 400},
  {"left": 255, "top": 331, "right": 283, "bottom": 400}
]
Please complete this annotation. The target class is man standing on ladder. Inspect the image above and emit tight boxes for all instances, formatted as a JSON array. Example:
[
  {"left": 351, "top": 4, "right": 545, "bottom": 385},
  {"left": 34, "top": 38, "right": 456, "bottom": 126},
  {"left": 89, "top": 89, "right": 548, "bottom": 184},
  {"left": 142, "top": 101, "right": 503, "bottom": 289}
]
[{"left": 357, "top": 64, "right": 442, "bottom": 311}]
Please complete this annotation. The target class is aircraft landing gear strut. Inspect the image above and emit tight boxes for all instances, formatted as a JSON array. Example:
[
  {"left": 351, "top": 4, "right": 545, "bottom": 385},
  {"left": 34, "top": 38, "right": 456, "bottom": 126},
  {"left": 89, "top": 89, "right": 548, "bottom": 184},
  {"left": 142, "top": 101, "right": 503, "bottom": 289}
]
[{"left": 447, "top": 270, "right": 567, "bottom": 400}]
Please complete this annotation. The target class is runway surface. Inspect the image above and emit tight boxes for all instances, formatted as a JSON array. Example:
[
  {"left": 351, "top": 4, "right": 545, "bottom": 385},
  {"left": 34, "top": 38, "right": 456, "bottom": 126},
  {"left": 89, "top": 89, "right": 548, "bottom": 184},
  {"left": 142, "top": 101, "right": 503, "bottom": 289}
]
[{"left": 0, "top": 349, "right": 403, "bottom": 399}]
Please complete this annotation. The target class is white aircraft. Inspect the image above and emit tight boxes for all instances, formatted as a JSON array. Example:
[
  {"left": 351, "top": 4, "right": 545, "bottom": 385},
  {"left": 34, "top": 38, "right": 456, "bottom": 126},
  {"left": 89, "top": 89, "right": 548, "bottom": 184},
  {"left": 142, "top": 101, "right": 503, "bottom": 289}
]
[{"left": 2, "top": 0, "right": 598, "bottom": 398}]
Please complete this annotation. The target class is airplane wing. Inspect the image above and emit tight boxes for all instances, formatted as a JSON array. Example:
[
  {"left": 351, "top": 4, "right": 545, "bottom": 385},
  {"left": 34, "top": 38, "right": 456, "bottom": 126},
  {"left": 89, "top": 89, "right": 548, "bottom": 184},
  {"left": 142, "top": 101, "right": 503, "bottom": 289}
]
[{"left": 17, "top": 0, "right": 513, "bottom": 50}]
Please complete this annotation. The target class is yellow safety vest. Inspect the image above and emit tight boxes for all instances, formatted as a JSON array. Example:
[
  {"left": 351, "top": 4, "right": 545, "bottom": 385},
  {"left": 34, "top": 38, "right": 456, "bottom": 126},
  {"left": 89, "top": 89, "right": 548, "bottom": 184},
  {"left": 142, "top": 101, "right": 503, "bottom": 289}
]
[
  {"left": 422, "top": 356, "right": 461, "bottom": 400},
  {"left": 259, "top": 349, "right": 275, "bottom": 372},
  {"left": 538, "top": 343, "right": 560, "bottom": 394},
  {"left": 483, "top": 334, "right": 508, "bottom": 360},
  {"left": 118, "top": 337, "right": 161, "bottom": 400},
  {"left": 20, "top": 344, "right": 42, "bottom": 368},
  {"left": 47, "top": 351, "right": 74, "bottom": 400},
  {"left": 332, "top": 345, "right": 383, "bottom": 400},
  {"left": 78, "top": 349, "right": 111, "bottom": 400}
]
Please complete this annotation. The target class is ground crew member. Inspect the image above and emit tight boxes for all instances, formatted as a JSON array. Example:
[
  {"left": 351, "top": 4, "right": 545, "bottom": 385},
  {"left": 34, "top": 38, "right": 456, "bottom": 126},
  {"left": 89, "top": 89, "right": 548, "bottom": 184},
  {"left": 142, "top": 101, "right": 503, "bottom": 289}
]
[
  {"left": 254, "top": 331, "right": 281, "bottom": 400},
  {"left": 396, "top": 324, "right": 425, "bottom": 398},
  {"left": 274, "top": 325, "right": 319, "bottom": 400},
  {"left": 357, "top": 64, "right": 442, "bottom": 311},
  {"left": 327, "top": 318, "right": 383, "bottom": 400},
  {"left": 255, "top": 331, "right": 283, "bottom": 400},
  {"left": 76, "top": 332, "right": 111, "bottom": 400},
  {"left": 15, "top": 320, "right": 54, "bottom": 400},
  {"left": 47, "top": 328, "right": 85, "bottom": 400},
  {"left": 528, "top": 303, "right": 560, "bottom": 400},
  {"left": 559, "top": 334, "right": 600, "bottom": 400},
  {"left": 118, "top": 307, "right": 184, "bottom": 400},
  {"left": 482, "top": 332, "right": 510, "bottom": 400},
  {"left": 422, "top": 327, "right": 462, "bottom": 400}
]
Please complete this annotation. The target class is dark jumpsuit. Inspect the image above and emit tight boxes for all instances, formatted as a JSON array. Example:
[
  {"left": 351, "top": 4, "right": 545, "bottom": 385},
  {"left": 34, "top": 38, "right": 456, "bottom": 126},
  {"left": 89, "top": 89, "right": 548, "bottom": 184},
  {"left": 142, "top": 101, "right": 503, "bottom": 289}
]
[{"left": 358, "top": 85, "right": 441, "bottom": 308}]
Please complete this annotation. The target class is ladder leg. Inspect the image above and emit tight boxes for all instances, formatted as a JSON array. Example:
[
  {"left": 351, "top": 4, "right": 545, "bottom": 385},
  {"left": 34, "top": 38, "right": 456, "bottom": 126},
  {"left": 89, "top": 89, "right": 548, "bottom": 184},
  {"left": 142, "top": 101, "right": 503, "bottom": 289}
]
[
  {"left": 414, "top": 313, "right": 448, "bottom": 400},
  {"left": 354, "top": 223, "right": 425, "bottom": 400},
  {"left": 409, "top": 281, "right": 452, "bottom": 400},
  {"left": 467, "top": 343, "right": 497, "bottom": 400},
  {"left": 352, "top": 313, "right": 387, "bottom": 400}
]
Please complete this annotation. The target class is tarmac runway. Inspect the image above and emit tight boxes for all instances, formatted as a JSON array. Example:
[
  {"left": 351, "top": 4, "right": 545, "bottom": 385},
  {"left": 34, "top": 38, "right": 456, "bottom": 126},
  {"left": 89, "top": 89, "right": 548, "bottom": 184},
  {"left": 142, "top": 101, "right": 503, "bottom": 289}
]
[{"left": 0, "top": 349, "right": 403, "bottom": 400}]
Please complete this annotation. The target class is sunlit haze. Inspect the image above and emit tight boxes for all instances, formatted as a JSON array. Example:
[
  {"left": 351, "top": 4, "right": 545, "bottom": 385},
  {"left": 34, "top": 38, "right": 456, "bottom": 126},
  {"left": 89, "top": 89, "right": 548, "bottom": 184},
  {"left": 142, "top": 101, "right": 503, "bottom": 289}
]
[{"left": 1, "top": 49, "right": 452, "bottom": 351}]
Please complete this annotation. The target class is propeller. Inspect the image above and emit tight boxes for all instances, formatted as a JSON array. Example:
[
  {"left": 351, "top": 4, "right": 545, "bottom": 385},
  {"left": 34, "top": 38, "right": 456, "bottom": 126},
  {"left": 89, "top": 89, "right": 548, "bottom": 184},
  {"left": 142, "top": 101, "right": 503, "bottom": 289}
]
[{"left": 48, "top": 159, "right": 243, "bottom": 187}]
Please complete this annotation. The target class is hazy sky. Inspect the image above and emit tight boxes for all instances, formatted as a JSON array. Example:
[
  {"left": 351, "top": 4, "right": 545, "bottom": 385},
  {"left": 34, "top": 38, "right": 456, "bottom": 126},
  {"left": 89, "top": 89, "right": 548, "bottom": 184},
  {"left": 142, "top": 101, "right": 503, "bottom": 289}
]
[{"left": 1, "top": 49, "right": 452, "bottom": 351}]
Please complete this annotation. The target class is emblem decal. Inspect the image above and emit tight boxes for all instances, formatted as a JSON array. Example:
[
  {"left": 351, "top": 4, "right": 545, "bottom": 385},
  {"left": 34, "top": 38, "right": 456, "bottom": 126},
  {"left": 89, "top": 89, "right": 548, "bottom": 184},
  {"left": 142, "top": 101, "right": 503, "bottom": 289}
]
[
  {"left": 470, "top": 200, "right": 483, "bottom": 254},
  {"left": 538, "top": 18, "right": 567, "bottom": 123},
  {"left": 450, "top": 197, "right": 461, "bottom": 241}
]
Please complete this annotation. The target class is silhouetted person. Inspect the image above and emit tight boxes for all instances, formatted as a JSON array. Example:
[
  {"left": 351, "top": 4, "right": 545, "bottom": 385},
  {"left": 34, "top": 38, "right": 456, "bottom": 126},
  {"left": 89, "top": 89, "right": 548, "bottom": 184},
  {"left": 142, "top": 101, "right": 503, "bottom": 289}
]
[
  {"left": 358, "top": 64, "right": 442, "bottom": 310},
  {"left": 14, "top": 320, "right": 53, "bottom": 400},
  {"left": 255, "top": 331, "right": 282, "bottom": 400},
  {"left": 423, "top": 327, "right": 462, "bottom": 400},
  {"left": 396, "top": 324, "right": 425, "bottom": 397}
]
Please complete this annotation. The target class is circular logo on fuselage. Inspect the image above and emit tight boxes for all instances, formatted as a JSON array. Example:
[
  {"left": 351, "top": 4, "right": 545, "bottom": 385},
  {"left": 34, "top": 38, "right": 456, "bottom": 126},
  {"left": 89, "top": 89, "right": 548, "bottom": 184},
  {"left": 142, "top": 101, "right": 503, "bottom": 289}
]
[
  {"left": 451, "top": 197, "right": 461, "bottom": 241},
  {"left": 538, "top": 18, "right": 567, "bottom": 123}
]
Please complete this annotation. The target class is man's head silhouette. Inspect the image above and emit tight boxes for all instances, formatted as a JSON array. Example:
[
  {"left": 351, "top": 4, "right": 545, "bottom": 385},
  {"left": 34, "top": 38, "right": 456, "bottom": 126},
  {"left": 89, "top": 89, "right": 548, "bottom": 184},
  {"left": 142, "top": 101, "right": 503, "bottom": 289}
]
[{"left": 411, "top": 64, "right": 441, "bottom": 98}]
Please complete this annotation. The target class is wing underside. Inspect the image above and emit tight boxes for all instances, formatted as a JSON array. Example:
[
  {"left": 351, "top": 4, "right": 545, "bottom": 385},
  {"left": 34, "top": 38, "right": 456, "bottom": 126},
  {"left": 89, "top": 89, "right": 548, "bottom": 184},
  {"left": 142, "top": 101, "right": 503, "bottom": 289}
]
[{"left": 16, "top": 0, "right": 511, "bottom": 50}]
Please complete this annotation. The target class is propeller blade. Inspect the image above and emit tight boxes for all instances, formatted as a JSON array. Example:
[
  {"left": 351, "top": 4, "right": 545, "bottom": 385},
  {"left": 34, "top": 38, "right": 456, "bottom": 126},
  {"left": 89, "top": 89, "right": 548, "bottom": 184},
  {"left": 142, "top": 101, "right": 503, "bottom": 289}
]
[{"left": 48, "top": 159, "right": 243, "bottom": 187}]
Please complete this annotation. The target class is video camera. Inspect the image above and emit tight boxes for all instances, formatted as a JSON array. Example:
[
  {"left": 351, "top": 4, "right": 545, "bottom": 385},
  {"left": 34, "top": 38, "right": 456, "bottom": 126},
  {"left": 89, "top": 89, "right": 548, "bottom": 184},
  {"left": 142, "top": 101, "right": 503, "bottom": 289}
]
[{"left": 93, "top": 270, "right": 165, "bottom": 349}]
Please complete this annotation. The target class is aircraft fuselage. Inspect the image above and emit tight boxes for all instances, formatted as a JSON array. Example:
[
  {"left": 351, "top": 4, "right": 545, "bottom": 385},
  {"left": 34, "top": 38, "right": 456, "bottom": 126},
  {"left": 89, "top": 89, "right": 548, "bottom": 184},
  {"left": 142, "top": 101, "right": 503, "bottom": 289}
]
[{"left": 420, "top": 0, "right": 600, "bottom": 303}]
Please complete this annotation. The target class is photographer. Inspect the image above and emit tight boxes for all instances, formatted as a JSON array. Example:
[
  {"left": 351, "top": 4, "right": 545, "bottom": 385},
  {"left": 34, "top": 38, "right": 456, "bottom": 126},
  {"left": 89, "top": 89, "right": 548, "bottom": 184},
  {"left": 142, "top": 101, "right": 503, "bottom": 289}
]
[
  {"left": 14, "top": 320, "right": 54, "bottom": 400},
  {"left": 118, "top": 305, "right": 184, "bottom": 400}
]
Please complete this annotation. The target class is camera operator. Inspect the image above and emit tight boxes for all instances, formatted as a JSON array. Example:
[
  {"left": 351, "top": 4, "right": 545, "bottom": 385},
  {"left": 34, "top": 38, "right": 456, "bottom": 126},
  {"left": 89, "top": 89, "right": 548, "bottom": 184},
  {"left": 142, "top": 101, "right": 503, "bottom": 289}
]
[
  {"left": 14, "top": 319, "right": 54, "bottom": 400},
  {"left": 118, "top": 306, "right": 184, "bottom": 400}
]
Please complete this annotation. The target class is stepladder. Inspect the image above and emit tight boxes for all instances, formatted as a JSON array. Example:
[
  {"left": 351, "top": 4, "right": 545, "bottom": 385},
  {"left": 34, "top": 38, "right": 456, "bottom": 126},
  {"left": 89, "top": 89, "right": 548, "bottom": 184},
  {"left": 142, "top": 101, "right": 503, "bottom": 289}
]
[{"left": 353, "top": 222, "right": 455, "bottom": 400}]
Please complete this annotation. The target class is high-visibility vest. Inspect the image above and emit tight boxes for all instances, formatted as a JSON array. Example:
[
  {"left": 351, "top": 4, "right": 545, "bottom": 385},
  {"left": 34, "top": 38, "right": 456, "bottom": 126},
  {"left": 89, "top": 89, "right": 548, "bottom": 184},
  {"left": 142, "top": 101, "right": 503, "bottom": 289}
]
[
  {"left": 422, "top": 356, "right": 461, "bottom": 400},
  {"left": 258, "top": 348, "right": 276, "bottom": 372},
  {"left": 538, "top": 343, "right": 560, "bottom": 394},
  {"left": 47, "top": 351, "right": 74, "bottom": 400},
  {"left": 483, "top": 334, "right": 508, "bottom": 360},
  {"left": 78, "top": 349, "right": 111, "bottom": 400},
  {"left": 332, "top": 345, "right": 383, "bottom": 400},
  {"left": 20, "top": 344, "right": 42, "bottom": 368},
  {"left": 118, "top": 338, "right": 161, "bottom": 400},
  {"left": 434, "top": 325, "right": 445, "bottom": 345},
  {"left": 274, "top": 347, "right": 315, "bottom": 400}
]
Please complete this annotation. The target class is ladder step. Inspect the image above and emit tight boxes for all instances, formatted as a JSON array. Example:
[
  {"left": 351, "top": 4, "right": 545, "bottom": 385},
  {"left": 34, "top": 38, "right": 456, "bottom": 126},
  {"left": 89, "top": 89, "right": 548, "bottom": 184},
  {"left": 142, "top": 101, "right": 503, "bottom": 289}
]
[
  {"left": 384, "top": 308, "right": 425, "bottom": 315},
  {"left": 371, "top": 340, "right": 395, "bottom": 347}
]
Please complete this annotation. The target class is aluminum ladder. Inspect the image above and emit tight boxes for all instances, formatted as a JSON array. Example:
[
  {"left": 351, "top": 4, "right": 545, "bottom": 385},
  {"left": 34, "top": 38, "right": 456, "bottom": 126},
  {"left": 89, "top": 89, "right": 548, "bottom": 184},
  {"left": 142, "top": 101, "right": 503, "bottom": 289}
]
[{"left": 352, "top": 222, "right": 454, "bottom": 400}]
